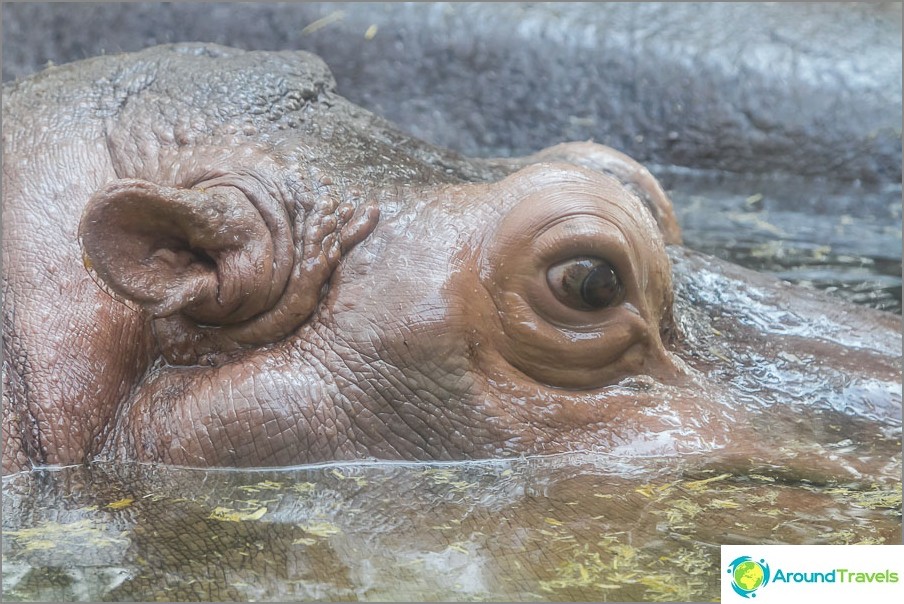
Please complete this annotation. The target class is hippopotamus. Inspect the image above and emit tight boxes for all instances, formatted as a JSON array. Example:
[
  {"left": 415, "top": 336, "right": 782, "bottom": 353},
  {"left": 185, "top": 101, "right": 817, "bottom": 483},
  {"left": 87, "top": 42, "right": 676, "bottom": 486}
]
[{"left": 2, "top": 43, "right": 900, "bottom": 474}]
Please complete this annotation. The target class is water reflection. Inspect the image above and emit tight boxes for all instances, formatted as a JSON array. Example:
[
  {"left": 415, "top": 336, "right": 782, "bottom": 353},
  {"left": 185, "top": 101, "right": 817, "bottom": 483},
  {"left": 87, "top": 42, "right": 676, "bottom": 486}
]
[
  {"left": 4, "top": 447, "right": 900, "bottom": 602},
  {"left": 663, "top": 170, "right": 902, "bottom": 313}
]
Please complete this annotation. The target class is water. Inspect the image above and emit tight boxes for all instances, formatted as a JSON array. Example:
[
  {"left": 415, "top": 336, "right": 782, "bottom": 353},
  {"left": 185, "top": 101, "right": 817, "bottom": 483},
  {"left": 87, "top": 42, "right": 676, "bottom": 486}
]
[
  {"left": 3, "top": 445, "right": 901, "bottom": 602},
  {"left": 661, "top": 168, "right": 902, "bottom": 313}
]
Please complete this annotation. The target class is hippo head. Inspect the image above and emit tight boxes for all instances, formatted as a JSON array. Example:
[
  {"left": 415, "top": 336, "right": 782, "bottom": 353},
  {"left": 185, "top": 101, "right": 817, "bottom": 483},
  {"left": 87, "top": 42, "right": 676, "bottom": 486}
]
[
  {"left": 78, "top": 149, "right": 687, "bottom": 463},
  {"left": 3, "top": 44, "right": 899, "bottom": 473}
]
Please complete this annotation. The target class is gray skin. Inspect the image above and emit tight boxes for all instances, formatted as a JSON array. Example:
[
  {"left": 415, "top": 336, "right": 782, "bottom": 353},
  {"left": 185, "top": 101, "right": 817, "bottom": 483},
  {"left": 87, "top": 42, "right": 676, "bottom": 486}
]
[{"left": 2, "top": 44, "right": 900, "bottom": 474}]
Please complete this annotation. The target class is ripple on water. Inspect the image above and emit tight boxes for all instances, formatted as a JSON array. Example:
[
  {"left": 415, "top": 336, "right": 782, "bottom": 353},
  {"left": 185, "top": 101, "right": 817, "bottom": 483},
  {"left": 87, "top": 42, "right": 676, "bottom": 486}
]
[{"left": 3, "top": 452, "right": 900, "bottom": 602}]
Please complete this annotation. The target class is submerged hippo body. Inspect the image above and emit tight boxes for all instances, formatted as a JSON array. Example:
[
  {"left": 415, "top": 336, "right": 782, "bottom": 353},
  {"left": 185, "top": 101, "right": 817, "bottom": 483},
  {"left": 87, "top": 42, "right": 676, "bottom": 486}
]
[{"left": 2, "top": 44, "right": 900, "bottom": 473}]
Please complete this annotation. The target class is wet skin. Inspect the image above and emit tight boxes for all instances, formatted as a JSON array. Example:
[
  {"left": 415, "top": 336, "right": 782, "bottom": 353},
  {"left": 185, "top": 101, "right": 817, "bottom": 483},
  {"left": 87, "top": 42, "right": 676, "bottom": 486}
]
[{"left": 2, "top": 44, "right": 900, "bottom": 474}]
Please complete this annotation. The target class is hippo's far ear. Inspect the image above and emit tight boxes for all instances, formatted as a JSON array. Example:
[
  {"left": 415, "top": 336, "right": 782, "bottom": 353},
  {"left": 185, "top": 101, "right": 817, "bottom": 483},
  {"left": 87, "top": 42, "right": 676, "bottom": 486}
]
[
  {"left": 79, "top": 179, "right": 284, "bottom": 326},
  {"left": 529, "top": 142, "right": 682, "bottom": 245}
]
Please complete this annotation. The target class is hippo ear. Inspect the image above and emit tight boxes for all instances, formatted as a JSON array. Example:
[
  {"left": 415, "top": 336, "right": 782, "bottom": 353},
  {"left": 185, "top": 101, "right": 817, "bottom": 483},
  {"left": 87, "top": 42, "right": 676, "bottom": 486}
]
[
  {"left": 529, "top": 142, "right": 683, "bottom": 245},
  {"left": 79, "top": 179, "right": 284, "bottom": 326}
]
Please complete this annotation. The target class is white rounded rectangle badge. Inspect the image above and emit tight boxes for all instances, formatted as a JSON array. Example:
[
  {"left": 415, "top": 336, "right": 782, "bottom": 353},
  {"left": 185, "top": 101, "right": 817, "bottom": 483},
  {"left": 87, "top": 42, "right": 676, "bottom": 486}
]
[{"left": 722, "top": 545, "right": 904, "bottom": 603}]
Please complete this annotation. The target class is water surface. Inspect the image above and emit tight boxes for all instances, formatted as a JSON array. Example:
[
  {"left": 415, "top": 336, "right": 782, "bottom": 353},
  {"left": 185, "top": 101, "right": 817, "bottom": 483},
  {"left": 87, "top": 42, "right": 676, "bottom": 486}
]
[{"left": 3, "top": 438, "right": 901, "bottom": 602}]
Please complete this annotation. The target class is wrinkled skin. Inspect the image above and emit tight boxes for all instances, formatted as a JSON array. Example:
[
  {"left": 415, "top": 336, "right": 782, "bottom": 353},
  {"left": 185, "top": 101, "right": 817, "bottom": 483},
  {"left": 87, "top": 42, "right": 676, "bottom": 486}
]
[{"left": 2, "top": 44, "right": 900, "bottom": 474}]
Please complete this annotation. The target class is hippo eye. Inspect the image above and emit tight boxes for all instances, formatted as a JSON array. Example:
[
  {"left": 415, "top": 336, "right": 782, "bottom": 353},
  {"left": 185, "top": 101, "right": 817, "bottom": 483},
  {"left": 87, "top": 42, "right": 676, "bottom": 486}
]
[{"left": 546, "top": 257, "right": 624, "bottom": 310}]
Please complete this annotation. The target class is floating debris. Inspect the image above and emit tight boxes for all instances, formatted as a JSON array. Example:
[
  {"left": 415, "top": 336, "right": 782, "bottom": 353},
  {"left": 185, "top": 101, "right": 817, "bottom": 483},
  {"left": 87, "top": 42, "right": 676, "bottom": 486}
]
[
  {"left": 106, "top": 497, "right": 134, "bottom": 510},
  {"left": 208, "top": 506, "right": 268, "bottom": 522}
]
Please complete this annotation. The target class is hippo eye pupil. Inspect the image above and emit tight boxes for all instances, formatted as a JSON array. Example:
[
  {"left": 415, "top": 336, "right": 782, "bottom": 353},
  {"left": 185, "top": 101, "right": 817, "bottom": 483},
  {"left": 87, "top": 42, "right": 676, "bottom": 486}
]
[
  {"left": 546, "top": 257, "right": 624, "bottom": 310},
  {"left": 581, "top": 263, "right": 621, "bottom": 308}
]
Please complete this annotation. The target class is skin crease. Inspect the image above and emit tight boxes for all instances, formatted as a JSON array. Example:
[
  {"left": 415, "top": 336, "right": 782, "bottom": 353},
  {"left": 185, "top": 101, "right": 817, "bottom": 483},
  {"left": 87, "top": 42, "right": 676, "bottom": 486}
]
[
  {"left": 106, "top": 164, "right": 700, "bottom": 466},
  {"left": 1, "top": 116, "right": 156, "bottom": 471},
  {"left": 2, "top": 44, "right": 899, "bottom": 474}
]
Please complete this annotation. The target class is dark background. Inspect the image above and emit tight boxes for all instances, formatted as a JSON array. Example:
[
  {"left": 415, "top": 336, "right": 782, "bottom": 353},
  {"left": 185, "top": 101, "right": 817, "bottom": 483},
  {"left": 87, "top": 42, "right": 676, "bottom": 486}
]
[
  {"left": 3, "top": 2, "right": 901, "bottom": 180},
  {"left": 3, "top": 2, "right": 902, "bottom": 309}
]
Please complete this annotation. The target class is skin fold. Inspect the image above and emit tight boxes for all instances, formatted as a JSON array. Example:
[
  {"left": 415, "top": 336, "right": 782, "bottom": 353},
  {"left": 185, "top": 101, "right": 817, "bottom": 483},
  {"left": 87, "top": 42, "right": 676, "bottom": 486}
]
[{"left": 2, "top": 44, "right": 900, "bottom": 475}]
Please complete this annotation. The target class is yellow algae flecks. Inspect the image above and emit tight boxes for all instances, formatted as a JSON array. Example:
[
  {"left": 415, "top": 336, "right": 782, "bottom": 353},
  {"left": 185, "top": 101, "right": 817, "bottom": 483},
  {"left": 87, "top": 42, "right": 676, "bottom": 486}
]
[
  {"left": 828, "top": 530, "right": 860, "bottom": 545},
  {"left": 538, "top": 548, "right": 612, "bottom": 593},
  {"left": 596, "top": 533, "right": 625, "bottom": 548},
  {"left": 364, "top": 24, "right": 378, "bottom": 40},
  {"left": 729, "top": 213, "right": 787, "bottom": 237},
  {"left": 809, "top": 245, "right": 832, "bottom": 261},
  {"left": 824, "top": 486, "right": 902, "bottom": 510},
  {"left": 544, "top": 517, "right": 564, "bottom": 527},
  {"left": 21, "top": 539, "right": 58, "bottom": 551},
  {"left": 6, "top": 519, "right": 127, "bottom": 551},
  {"left": 746, "top": 490, "right": 780, "bottom": 506},
  {"left": 537, "top": 536, "right": 711, "bottom": 599},
  {"left": 608, "top": 543, "right": 637, "bottom": 565},
  {"left": 440, "top": 480, "right": 475, "bottom": 493},
  {"left": 447, "top": 542, "right": 471, "bottom": 555},
  {"left": 682, "top": 473, "right": 732, "bottom": 491},
  {"left": 232, "top": 496, "right": 280, "bottom": 510},
  {"left": 292, "top": 537, "right": 318, "bottom": 546},
  {"left": 852, "top": 536, "right": 886, "bottom": 545},
  {"left": 291, "top": 482, "right": 317, "bottom": 495},
  {"left": 330, "top": 469, "right": 367, "bottom": 487},
  {"left": 748, "top": 474, "right": 776, "bottom": 483},
  {"left": 661, "top": 547, "right": 713, "bottom": 576},
  {"left": 431, "top": 524, "right": 455, "bottom": 531},
  {"left": 421, "top": 468, "right": 475, "bottom": 492},
  {"left": 301, "top": 10, "right": 345, "bottom": 35},
  {"left": 641, "top": 574, "right": 702, "bottom": 603},
  {"left": 237, "top": 480, "right": 283, "bottom": 493},
  {"left": 744, "top": 193, "right": 764, "bottom": 207},
  {"left": 634, "top": 481, "right": 676, "bottom": 499},
  {"left": 634, "top": 484, "right": 656, "bottom": 498},
  {"left": 422, "top": 468, "right": 455, "bottom": 479},
  {"left": 673, "top": 498, "right": 703, "bottom": 518},
  {"left": 297, "top": 521, "right": 341, "bottom": 538},
  {"left": 657, "top": 496, "right": 705, "bottom": 527},
  {"left": 706, "top": 498, "right": 742, "bottom": 510},
  {"left": 398, "top": 557, "right": 427, "bottom": 567},
  {"left": 208, "top": 506, "right": 268, "bottom": 522},
  {"left": 106, "top": 497, "right": 135, "bottom": 510},
  {"left": 422, "top": 468, "right": 459, "bottom": 484},
  {"left": 553, "top": 533, "right": 577, "bottom": 543}
]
